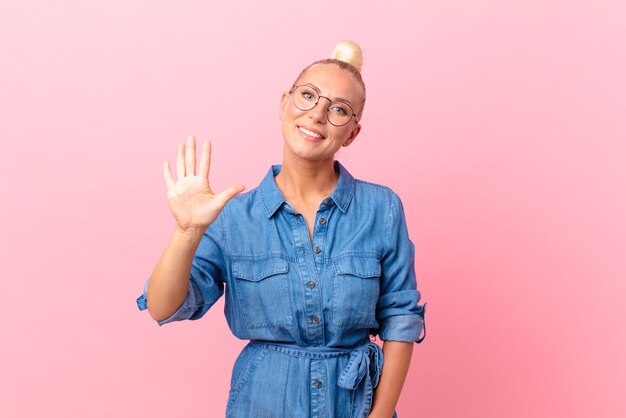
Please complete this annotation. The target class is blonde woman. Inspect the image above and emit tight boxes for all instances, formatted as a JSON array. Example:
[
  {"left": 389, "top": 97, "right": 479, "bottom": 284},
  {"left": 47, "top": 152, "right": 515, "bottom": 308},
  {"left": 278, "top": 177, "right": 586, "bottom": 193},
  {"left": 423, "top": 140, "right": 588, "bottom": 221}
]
[{"left": 137, "top": 41, "right": 426, "bottom": 418}]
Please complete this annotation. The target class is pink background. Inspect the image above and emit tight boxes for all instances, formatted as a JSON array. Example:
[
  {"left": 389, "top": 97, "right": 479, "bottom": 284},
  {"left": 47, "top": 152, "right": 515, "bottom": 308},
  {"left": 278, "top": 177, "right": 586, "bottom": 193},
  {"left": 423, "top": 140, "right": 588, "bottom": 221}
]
[{"left": 1, "top": 1, "right": 625, "bottom": 417}]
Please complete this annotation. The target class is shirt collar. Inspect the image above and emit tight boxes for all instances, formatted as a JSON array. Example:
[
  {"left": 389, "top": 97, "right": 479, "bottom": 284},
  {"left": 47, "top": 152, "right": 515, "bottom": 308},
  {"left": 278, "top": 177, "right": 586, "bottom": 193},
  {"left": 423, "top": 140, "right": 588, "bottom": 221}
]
[{"left": 259, "top": 160, "right": 355, "bottom": 218}]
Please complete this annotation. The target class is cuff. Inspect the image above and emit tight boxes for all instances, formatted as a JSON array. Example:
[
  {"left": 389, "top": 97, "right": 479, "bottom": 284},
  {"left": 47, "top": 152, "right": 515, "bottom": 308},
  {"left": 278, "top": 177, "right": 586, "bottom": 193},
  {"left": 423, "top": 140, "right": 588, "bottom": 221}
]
[
  {"left": 379, "top": 303, "right": 427, "bottom": 343},
  {"left": 135, "top": 277, "right": 202, "bottom": 326}
]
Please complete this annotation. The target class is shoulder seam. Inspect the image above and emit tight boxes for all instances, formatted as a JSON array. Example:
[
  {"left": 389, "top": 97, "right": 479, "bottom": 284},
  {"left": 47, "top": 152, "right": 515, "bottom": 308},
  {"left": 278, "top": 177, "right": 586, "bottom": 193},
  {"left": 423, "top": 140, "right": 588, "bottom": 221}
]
[{"left": 354, "top": 178, "right": 394, "bottom": 193}]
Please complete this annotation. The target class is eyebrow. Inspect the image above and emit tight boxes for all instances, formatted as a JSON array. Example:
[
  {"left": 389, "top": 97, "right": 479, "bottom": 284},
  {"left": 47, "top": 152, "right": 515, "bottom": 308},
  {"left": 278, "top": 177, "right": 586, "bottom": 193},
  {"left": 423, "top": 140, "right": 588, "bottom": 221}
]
[{"left": 302, "top": 83, "right": 355, "bottom": 107}]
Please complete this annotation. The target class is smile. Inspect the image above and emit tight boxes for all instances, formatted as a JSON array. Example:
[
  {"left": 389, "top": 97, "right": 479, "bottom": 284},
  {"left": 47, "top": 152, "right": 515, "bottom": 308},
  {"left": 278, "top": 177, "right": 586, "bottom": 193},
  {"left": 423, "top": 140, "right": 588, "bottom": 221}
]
[{"left": 298, "top": 126, "right": 324, "bottom": 140}]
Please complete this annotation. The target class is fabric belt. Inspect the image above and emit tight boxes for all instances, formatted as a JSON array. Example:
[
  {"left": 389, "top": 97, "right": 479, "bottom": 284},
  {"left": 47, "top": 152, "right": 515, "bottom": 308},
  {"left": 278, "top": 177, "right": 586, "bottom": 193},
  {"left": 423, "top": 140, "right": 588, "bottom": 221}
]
[
  {"left": 250, "top": 340, "right": 384, "bottom": 418},
  {"left": 336, "top": 342, "right": 384, "bottom": 417}
]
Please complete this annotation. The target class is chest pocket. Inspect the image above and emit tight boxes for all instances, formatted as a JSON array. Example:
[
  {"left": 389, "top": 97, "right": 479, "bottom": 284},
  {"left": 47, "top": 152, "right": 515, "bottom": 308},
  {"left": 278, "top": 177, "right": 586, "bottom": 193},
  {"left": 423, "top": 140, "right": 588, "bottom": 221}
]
[
  {"left": 233, "top": 257, "right": 293, "bottom": 329},
  {"left": 331, "top": 255, "right": 381, "bottom": 327}
]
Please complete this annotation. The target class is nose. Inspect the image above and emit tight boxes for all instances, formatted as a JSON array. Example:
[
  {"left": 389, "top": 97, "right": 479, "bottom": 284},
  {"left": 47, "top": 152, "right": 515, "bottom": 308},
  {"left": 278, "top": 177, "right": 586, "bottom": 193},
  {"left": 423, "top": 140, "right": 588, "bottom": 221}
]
[{"left": 308, "top": 96, "right": 331, "bottom": 124}]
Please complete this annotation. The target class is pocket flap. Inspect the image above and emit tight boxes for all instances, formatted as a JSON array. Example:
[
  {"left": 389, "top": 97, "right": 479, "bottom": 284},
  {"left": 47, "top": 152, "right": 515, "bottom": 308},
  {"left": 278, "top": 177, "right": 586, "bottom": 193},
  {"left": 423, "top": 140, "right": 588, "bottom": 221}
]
[
  {"left": 233, "top": 257, "right": 289, "bottom": 282},
  {"left": 333, "top": 256, "right": 381, "bottom": 278}
]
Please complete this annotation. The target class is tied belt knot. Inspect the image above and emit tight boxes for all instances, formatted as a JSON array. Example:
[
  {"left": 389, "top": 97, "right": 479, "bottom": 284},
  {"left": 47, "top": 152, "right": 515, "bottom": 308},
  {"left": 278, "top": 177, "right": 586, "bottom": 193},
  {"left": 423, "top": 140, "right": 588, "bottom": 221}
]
[{"left": 337, "top": 341, "right": 384, "bottom": 418}]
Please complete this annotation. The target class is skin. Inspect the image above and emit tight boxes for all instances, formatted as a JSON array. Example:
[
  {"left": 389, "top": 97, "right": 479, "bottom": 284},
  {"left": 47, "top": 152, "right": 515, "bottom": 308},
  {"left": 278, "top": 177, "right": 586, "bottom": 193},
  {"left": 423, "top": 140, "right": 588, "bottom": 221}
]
[
  {"left": 146, "top": 137, "right": 245, "bottom": 322},
  {"left": 147, "top": 63, "right": 413, "bottom": 418},
  {"left": 369, "top": 341, "right": 414, "bottom": 418}
]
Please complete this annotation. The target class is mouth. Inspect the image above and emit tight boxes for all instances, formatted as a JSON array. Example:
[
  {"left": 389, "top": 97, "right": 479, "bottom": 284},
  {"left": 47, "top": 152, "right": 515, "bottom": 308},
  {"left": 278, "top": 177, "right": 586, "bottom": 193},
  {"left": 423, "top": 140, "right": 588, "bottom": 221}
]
[{"left": 298, "top": 125, "right": 325, "bottom": 141}]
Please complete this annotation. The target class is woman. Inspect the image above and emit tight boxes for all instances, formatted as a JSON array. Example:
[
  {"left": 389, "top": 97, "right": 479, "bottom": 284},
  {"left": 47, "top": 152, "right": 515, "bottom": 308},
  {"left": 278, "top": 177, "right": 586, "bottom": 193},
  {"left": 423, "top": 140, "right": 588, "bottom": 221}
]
[{"left": 137, "top": 41, "right": 426, "bottom": 418}]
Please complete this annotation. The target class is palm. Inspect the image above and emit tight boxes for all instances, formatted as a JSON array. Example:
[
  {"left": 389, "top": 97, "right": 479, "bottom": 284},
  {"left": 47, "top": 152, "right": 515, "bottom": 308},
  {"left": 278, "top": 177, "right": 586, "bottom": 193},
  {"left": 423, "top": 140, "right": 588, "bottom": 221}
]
[{"left": 163, "top": 136, "right": 245, "bottom": 233}]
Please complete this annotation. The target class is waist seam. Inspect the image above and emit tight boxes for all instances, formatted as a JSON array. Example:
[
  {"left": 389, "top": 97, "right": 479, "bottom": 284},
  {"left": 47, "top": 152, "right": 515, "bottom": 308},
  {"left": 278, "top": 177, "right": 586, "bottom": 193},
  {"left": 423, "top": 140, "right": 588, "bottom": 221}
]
[{"left": 249, "top": 341, "right": 369, "bottom": 359}]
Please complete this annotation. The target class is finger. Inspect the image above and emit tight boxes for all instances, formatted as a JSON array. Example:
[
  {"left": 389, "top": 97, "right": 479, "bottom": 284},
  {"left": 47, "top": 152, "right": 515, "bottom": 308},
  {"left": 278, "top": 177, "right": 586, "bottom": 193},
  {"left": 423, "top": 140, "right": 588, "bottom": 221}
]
[
  {"left": 176, "top": 143, "right": 185, "bottom": 180},
  {"left": 185, "top": 135, "right": 196, "bottom": 176},
  {"left": 215, "top": 184, "right": 246, "bottom": 206},
  {"left": 198, "top": 139, "right": 211, "bottom": 180},
  {"left": 163, "top": 161, "right": 175, "bottom": 190}
]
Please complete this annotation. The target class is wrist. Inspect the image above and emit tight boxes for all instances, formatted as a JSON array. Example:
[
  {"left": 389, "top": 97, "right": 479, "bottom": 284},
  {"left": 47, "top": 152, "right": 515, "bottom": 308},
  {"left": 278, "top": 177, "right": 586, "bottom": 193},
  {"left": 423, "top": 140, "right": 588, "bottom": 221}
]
[{"left": 174, "top": 224, "right": 206, "bottom": 244}]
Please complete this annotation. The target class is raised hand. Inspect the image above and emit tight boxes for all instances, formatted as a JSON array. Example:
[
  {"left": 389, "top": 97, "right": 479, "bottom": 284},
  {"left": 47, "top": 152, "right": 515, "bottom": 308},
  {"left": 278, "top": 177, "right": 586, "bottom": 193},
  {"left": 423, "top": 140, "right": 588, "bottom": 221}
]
[{"left": 163, "top": 135, "right": 245, "bottom": 234}]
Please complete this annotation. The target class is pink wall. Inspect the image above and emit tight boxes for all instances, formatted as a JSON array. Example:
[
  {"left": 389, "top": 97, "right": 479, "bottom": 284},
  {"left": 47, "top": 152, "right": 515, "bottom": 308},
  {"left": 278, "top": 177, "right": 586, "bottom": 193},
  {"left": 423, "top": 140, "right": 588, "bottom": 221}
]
[{"left": 1, "top": 1, "right": 625, "bottom": 417}]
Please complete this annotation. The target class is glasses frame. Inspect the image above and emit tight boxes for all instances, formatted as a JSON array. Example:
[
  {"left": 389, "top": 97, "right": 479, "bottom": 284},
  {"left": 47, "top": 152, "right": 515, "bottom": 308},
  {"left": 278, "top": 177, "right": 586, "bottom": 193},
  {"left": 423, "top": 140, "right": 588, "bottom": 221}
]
[{"left": 289, "top": 84, "right": 359, "bottom": 127}]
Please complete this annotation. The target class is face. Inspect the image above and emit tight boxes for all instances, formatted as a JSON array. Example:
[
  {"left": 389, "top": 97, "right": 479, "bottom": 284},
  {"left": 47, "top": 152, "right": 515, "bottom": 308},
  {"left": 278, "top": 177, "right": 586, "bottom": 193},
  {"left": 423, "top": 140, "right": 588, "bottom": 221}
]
[{"left": 279, "top": 64, "right": 363, "bottom": 163}]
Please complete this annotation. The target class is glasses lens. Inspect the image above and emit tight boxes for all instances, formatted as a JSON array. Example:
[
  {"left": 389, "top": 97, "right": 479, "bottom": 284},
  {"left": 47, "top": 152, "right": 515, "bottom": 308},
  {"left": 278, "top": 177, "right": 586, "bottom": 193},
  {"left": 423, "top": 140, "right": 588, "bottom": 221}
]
[
  {"left": 327, "top": 102, "right": 354, "bottom": 126},
  {"left": 292, "top": 85, "right": 318, "bottom": 111}
]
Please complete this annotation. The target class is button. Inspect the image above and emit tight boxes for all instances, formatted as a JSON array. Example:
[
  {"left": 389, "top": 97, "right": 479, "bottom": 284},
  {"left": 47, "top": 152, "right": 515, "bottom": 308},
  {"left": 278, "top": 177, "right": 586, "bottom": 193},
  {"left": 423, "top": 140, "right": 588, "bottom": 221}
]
[
  {"left": 311, "top": 315, "right": 319, "bottom": 324},
  {"left": 308, "top": 280, "right": 316, "bottom": 289},
  {"left": 314, "top": 380, "right": 323, "bottom": 388},
  {"left": 319, "top": 217, "right": 326, "bottom": 225},
  {"left": 323, "top": 199, "right": 330, "bottom": 206},
  {"left": 314, "top": 246, "right": 321, "bottom": 254}
]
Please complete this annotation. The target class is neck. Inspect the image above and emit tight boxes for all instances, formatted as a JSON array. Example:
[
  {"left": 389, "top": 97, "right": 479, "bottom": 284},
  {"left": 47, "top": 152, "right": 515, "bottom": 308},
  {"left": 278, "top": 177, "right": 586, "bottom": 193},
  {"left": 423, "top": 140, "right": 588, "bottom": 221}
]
[{"left": 275, "top": 157, "right": 339, "bottom": 203}]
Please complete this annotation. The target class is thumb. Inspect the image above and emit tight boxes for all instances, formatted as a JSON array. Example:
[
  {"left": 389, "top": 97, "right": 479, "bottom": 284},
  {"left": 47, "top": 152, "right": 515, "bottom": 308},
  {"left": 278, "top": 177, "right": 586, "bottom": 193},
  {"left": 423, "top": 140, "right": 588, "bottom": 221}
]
[{"left": 215, "top": 184, "right": 246, "bottom": 206}]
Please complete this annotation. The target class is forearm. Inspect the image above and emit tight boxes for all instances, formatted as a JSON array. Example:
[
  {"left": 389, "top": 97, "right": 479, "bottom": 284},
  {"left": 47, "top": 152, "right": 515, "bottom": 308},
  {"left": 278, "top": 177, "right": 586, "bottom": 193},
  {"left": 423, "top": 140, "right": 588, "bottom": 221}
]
[
  {"left": 147, "top": 226, "right": 205, "bottom": 321},
  {"left": 368, "top": 341, "right": 413, "bottom": 418}
]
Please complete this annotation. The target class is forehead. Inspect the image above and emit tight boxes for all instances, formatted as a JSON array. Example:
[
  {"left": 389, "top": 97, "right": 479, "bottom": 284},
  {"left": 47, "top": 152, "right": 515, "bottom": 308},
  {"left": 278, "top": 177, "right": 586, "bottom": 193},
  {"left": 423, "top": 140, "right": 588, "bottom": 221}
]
[{"left": 296, "top": 64, "right": 362, "bottom": 102}]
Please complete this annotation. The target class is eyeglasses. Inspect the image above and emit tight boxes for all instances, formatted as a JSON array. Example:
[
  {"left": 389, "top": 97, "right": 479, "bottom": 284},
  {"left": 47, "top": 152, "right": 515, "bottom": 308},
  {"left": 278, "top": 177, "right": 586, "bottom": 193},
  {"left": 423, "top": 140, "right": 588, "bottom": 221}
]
[{"left": 289, "top": 84, "right": 358, "bottom": 127}]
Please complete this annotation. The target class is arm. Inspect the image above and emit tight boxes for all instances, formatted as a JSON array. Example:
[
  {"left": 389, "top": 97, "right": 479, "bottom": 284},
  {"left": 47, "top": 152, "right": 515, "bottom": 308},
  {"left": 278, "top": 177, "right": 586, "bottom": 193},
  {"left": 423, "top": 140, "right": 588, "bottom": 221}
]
[
  {"left": 369, "top": 191, "right": 427, "bottom": 417},
  {"left": 146, "top": 226, "right": 205, "bottom": 322},
  {"left": 368, "top": 341, "right": 414, "bottom": 418},
  {"left": 136, "top": 136, "right": 244, "bottom": 325},
  {"left": 137, "top": 217, "right": 228, "bottom": 326}
]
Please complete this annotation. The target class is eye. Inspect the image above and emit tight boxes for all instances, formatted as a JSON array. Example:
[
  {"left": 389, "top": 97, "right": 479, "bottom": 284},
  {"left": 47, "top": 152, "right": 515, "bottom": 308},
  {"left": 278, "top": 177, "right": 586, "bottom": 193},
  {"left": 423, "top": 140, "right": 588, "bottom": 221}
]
[
  {"left": 329, "top": 104, "right": 349, "bottom": 115},
  {"left": 299, "top": 88, "right": 317, "bottom": 102}
]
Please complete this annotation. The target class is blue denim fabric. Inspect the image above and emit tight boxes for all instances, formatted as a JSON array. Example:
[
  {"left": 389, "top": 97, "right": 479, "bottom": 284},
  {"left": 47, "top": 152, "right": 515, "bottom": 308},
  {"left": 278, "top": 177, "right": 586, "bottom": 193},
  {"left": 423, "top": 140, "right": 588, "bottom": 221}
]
[{"left": 137, "top": 160, "right": 426, "bottom": 417}]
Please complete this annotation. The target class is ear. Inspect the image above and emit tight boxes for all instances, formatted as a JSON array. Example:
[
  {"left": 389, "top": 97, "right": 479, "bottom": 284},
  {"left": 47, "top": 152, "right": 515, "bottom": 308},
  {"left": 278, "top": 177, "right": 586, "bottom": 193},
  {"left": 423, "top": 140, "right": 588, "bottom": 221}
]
[
  {"left": 342, "top": 123, "right": 361, "bottom": 147},
  {"left": 279, "top": 92, "right": 290, "bottom": 121}
]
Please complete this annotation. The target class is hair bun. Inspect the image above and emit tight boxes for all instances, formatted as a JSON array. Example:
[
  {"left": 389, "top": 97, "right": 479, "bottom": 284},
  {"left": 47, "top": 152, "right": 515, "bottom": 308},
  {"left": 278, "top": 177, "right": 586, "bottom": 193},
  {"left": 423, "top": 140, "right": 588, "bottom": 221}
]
[{"left": 331, "top": 41, "right": 363, "bottom": 72}]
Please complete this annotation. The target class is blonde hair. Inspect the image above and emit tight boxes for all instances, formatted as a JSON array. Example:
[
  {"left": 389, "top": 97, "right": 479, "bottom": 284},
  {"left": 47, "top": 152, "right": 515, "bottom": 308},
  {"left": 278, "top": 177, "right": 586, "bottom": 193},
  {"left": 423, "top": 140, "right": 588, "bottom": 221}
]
[
  {"left": 293, "top": 41, "right": 366, "bottom": 118},
  {"left": 330, "top": 41, "right": 363, "bottom": 72}
]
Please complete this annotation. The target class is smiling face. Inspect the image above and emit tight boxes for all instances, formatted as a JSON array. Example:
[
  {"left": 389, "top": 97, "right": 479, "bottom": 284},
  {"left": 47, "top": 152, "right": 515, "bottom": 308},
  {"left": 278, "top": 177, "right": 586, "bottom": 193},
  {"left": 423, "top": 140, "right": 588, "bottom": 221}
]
[{"left": 279, "top": 63, "right": 364, "bottom": 164}]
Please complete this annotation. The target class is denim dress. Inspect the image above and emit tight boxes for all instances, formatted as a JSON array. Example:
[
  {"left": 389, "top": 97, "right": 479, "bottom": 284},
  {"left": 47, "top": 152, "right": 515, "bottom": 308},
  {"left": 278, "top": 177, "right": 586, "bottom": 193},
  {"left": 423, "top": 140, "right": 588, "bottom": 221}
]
[{"left": 137, "top": 160, "right": 427, "bottom": 418}]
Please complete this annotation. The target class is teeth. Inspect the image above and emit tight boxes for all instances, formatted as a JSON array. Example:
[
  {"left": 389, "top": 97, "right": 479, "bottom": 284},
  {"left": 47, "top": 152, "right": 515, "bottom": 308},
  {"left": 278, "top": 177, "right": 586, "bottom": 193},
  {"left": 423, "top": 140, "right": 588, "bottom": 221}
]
[{"left": 299, "top": 127, "right": 322, "bottom": 139}]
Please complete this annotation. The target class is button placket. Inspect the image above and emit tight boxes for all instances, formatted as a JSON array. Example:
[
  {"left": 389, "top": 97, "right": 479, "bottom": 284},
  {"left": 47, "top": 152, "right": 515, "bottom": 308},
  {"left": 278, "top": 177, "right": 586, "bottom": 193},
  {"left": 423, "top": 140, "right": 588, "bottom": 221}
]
[
  {"left": 311, "top": 360, "right": 328, "bottom": 417},
  {"left": 291, "top": 210, "right": 324, "bottom": 343},
  {"left": 311, "top": 204, "right": 329, "bottom": 266},
  {"left": 296, "top": 202, "right": 335, "bottom": 345}
]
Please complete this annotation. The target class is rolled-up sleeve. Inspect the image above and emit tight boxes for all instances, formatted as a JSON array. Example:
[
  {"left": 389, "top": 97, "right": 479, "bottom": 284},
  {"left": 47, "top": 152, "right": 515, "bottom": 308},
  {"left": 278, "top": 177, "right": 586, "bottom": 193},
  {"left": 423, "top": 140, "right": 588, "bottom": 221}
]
[
  {"left": 375, "top": 192, "right": 427, "bottom": 343},
  {"left": 136, "top": 214, "right": 226, "bottom": 326}
]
